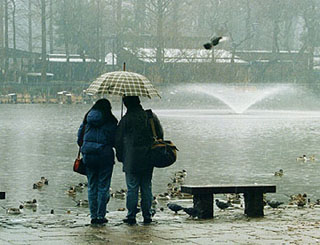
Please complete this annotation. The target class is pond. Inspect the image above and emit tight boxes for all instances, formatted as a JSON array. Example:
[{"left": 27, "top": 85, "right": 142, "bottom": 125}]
[{"left": 1, "top": 83, "right": 320, "bottom": 216}]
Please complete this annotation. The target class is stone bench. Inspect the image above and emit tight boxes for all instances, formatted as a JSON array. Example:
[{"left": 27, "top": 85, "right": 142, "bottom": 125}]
[
  {"left": 0, "top": 192, "right": 5, "bottom": 200},
  {"left": 181, "top": 184, "right": 276, "bottom": 219}
]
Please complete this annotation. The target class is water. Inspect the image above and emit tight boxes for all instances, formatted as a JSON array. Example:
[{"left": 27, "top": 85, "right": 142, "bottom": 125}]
[
  {"left": 1, "top": 83, "right": 320, "bottom": 217},
  {"left": 186, "top": 83, "right": 292, "bottom": 113}
]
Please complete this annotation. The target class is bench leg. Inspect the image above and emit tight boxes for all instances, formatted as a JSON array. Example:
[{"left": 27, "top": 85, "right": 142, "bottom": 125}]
[
  {"left": 0, "top": 192, "right": 5, "bottom": 200},
  {"left": 244, "top": 191, "right": 264, "bottom": 217},
  {"left": 193, "top": 194, "right": 213, "bottom": 219}
]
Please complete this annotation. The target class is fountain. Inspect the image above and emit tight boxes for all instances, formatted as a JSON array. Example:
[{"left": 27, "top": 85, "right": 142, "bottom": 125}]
[{"left": 186, "top": 83, "right": 291, "bottom": 114}]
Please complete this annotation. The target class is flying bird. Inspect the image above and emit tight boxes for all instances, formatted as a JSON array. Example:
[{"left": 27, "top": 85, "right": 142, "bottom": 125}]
[
  {"left": 203, "top": 36, "right": 223, "bottom": 50},
  {"left": 167, "top": 202, "right": 184, "bottom": 214},
  {"left": 215, "top": 199, "right": 232, "bottom": 210}
]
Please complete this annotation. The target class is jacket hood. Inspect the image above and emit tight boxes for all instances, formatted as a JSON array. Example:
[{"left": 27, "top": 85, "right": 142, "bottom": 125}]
[{"left": 87, "top": 109, "right": 105, "bottom": 127}]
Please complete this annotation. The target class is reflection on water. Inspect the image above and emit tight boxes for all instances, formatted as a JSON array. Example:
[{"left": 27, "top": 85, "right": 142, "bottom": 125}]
[{"left": 1, "top": 104, "right": 320, "bottom": 217}]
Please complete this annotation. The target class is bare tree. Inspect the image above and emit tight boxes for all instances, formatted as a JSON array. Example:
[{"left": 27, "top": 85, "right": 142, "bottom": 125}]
[
  {"left": 147, "top": 0, "right": 171, "bottom": 65},
  {"left": 48, "top": 0, "right": 53, "bottom": 53},
  {"left": 4, "top": 0, "right": 9, "bottom": 81},
  {"left": 28, "top": 0, "right": 32, "bottom": 71},
  {"left": 41, "top": 0, "right": 46, "bottom": 82},
  {"left": 0, "top": 0, "right": 4, "bottom": 81}
]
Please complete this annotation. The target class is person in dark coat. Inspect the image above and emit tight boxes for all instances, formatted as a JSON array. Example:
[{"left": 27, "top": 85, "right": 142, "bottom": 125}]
[
  {"left": 77, "top": 98, "right": 118, "bottom": 225},
  {"left": 115, "top": 96, "right": 163, "bottom": 224}
]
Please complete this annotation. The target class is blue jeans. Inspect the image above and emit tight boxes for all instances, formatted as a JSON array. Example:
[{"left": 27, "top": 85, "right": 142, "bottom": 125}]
[
  {"left": 125, "top": 171, "right": 153, "bottom": 220},
  {"left": 86, "top": 164, "right": 113, "bottom": 219}
]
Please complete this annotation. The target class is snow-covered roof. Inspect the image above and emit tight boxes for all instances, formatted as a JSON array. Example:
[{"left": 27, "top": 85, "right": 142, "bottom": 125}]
[{"left": 124, "top": 47, "right": 248, "bottom": 64}]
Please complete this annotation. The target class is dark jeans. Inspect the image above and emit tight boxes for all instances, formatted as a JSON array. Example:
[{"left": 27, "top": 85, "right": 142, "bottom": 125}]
[
  {"left": 125, "top": 171, "right": 153, "bottom": 220},
  {"left": 86, "top": 164, "right": 113, "bottom": 219}
]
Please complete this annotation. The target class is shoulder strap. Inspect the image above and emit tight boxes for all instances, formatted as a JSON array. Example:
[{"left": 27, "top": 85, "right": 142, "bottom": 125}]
[
  {"left": 77, "top": 116, "right": 87, "bottom": 158},
  {"left": 146, "top": 109, "right": 157, "bottom": 139}
]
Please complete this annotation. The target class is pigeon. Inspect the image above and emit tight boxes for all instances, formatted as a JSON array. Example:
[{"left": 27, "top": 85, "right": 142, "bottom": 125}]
[
  {"left": 267, "top": 200, "right": 284, "bottom": 209},
  {"left": 167, "top": 203, "right": 183, "bottom": 214},
  {"left": 203, "top": 36, "right": 222, "bottom": 49},
  {"left": 215, "top": 199, "right": 232, "bottom": 210},
  {"left": 183, "top": 207, "right": 198, "bottom": 218}
]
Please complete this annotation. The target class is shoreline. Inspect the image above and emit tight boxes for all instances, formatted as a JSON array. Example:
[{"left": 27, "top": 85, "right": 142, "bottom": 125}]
[{"left": 1, "top": 203, "right": 320, "bottom": 244}]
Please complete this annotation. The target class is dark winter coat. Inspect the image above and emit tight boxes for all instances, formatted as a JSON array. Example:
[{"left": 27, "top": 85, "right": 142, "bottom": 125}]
[
  {"left": 115, "top": 106, "right": 163, "bottom": 174},
  {"left": 77, "top": 109, "right": 117, "bottom": 168}
]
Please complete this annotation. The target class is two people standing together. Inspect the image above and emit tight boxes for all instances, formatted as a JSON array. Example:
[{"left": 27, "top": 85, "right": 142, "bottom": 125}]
[{"left": 77, "top": 96, "right": 163, "bottom": 225}]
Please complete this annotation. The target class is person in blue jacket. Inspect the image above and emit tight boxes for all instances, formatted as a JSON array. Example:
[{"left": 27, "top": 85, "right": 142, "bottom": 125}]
[{"left": 77, "top": 98, "right": 118, "bottom": 225}]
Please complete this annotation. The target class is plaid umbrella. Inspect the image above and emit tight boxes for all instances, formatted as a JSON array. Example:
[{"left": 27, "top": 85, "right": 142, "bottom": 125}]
[{"left": 86, "top": 71, "right": 161, "bottom": 98}]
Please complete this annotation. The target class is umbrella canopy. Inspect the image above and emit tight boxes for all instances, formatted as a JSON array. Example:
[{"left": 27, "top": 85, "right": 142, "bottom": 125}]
[{"left": 86, "top": 71, "right": 161, "bottom": 98}]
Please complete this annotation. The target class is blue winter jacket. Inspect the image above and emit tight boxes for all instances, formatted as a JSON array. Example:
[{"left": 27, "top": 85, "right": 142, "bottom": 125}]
[{"left": 77, "top": 109, "right": 117, "bottom": 168}]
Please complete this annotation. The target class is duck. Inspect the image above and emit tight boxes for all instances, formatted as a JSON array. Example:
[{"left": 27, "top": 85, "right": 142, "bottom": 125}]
[
  {"left": 178, "top": 193, "right": 193, "bottom": 199},
  {"left": 33, "top": 181, "right": 44, "bottom": 189},
  {"left": 274, "top": 169, "right": 284, "bottom": 177},
  {"left": 66, "top": 187, "right": 76, "bottom": 196},
  {"left": 40, "top": 177, "right": 49, "bottom": 185},
  {"left": 289, "top": 193, "right": 307, "bottom": 207},
  {"left": 296, "top": 155, "right": 307, "bottom": 162},
  {"left": 308, "top": 155, "right": 316, "bottom": 161},
  {"left": 174, "top": 169, "right": 187, "bottom": 178},
  {"left": 7, "top": 205, "right": 24, "bottom": 215},
  {"left": 112, "top": 189, "right": 126, "bottom": 199},
  {"left": 76, "top": 199, "right": 89, "bottom": 207},
  {"left": 171, "top": 176, "right": 184, "bottom": 184},
  {"left": 152, "top": 196, "right": 158, "bottom": 207},
  {"left": 226, "top": 194, "right": 241, "bottom": 204},
  {"left": 74, "top": 183, "right": 84, "bottom": 192},
  {"left": 157, "top": 192, "right": 171, "bottom": 201},
  {"left": 23, "top": 199, "right": 38, "bottom": 208}
]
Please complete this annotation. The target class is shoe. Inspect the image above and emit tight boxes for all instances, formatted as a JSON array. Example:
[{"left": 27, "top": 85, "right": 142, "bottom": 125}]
[
  {"left": 123, "top": 218, "right": 136, "bottom": 225},
  {"left": 97, "top": 218, "right": 108, "bottom": 224},
  {"left": 143, "top": 218, "right": 152, "bottom": 224},
  {"left": 91, "top": 218, "right": 99, "bottom": 224}
]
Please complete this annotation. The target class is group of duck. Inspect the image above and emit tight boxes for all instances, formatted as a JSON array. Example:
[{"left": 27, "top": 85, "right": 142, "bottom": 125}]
[
  {"left": 264, "top": 193, "right": 320, "bottom": 209},
  {"left": 296, "top": 154, "right": 316, "bottom": 162},
  {"left": 273, "top": 154, "right": 317, "bottom": 177},
  {"left": 157, "top": 169, "right": 192, "bottom": 201},
  {"left": 7, "top": 177, "right": 49, "bottom": 213}
]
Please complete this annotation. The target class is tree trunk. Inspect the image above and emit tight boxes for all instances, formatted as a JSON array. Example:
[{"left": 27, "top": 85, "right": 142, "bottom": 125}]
[
  {"left": 0, "top": 1, "right": 3, "bottom": 48},
  {"left": 49, "top": 0, "right": 53, "bottom": 54},
  {"left": 135, "top": 0, "right": 146, "bottom": 33},
  {"left": 41, "top": 0, "right": 47, "bottom": 82},
  {"left": 63, "top": 0, "right": 70, "bottom": 81},
  {"left": 245, "top": 0, "right": 252, "bottom": 49},
  {"left": 10, "top": 0, "right": 17, "bottom": 82},
  {"left": 0, "top": 0, "right": 4, "bottom": 81},
  {"left": 4, "top": 0, "right": 8, "bottom": 81},
  {"left": 115, "top": 0, "right": 122, "bottom": 64},
  {"left": 156, "top": 0, "right": 164, "bottom": 66},
  {"left": 96, "top": 0, "right": 101, "bottom": 63},
  {"left": 28, "top": 0, "right": 32, "bottom": 71},
  {"left": 272, "top": 20, "right": 279, "bottom": 54}
]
